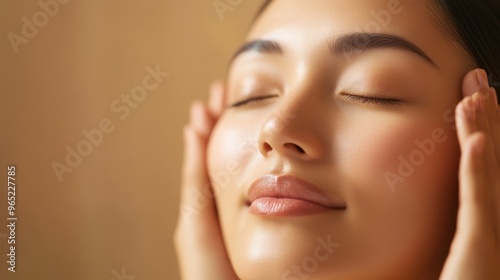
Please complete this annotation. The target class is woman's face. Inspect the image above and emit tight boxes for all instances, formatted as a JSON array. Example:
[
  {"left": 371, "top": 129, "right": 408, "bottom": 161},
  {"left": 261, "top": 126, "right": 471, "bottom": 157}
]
[{"left": 207, "top": 0, "right": 469, "bottom": 279}]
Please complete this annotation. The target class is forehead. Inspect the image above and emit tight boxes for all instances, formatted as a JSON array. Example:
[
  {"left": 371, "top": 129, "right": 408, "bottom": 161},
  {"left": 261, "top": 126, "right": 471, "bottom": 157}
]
[
  {"left": 250, "top": 0, "right": 435, "bottom": 35},
  {"left": 245, "top": 0, "right": 452, "bottom": 63}
]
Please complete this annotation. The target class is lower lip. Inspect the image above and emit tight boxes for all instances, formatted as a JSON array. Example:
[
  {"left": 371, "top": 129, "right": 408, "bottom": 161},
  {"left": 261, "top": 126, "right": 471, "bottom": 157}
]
[{"left": 249, "top": 197, "right": 333, "bottom": 216}]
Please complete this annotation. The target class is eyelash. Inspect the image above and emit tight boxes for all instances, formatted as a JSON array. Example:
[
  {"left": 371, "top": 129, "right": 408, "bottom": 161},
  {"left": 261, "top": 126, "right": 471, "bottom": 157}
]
[
  {"left": 229, "top": 93, "right": 403, "bottom": 108},
  {"left": 229, "top": 95, "right": 278, "bottom": 107},
  {"left": 342, "top": 94, "right": 403, "bottom": 105}
]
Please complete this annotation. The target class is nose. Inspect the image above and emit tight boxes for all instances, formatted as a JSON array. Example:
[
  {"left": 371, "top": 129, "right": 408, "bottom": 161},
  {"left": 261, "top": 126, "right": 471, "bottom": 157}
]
[{"left": 258, "top": 98, "right": 326, "bottom": 161}]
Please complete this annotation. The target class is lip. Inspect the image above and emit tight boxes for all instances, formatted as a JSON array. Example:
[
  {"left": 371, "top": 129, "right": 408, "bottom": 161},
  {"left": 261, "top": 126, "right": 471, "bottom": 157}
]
[{"left": 246, "top": 174, "right": 346, "bottom": 216}]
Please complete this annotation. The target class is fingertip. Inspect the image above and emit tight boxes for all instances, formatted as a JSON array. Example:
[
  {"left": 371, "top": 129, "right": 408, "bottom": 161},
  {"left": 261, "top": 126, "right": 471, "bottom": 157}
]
[
  {"left": 209, "top": 80, "right": 225, "bottom": 116},
  {"left": 462, "top": 69, "right": 482, "bottom": 98},
  {"left": 476, "top": 69, "right": 490, "bottom": 91},
  {"left": 210, "top": 80, "right": 224, "bottom": 94},
  {"left": 462, "top": 96, "right": 477, "bottom": 121},
  {"left": 456, "top": 97, "right": 471, "bottom": 120}
]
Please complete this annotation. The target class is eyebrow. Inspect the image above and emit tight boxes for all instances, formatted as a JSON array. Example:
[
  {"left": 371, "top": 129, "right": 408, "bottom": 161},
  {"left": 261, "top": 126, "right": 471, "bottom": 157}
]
[
  {"left": 231, "top": 39, "right": 282, "bottom": 61},
  {"left": 230, "top": 32, "right": 439, "bottom": 69}
]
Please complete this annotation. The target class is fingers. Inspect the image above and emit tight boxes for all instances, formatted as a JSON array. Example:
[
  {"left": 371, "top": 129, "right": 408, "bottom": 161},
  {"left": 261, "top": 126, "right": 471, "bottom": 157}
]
[
  {"left": 178, "top": 80, "right": 227, "bottom": 226},
  {"left": 176, "top": 84, "right": 239, "bottom": 280},
  {"left": 180, "top": 101, "right": 218, "bottom": 225},
  {"left": 457, "top": 69, "right": 500, "bottom": 166},
  {"left": 182, "top": 103, "right": 210, "bottom": 185},
  {"left": 478, "top": 71, "right": 500, "bottom": 166},
  {"left": 456, "top": 68, "right": 500, "bottom": 238}
]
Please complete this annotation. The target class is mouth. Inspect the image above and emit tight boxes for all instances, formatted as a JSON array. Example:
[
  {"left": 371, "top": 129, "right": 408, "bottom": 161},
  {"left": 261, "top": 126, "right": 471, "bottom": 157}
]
[{"left": 246, "top": 174, "right": 346, "bottom": 217}]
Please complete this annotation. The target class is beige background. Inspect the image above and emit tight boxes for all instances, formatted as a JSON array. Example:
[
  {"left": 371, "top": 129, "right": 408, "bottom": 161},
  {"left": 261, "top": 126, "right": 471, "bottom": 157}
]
[{"left": 0, "top": 0, "right": 264, "bottom": 279}]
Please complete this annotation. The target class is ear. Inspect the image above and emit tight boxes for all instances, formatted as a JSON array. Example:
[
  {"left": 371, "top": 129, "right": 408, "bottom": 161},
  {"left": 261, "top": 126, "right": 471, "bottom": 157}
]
[{"left": 208, "top": 80, "right": 226, "bottom": 118}]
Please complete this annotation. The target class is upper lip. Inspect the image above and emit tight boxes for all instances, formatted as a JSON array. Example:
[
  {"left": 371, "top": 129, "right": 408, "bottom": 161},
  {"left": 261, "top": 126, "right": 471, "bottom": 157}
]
[{"left": 246, "top": 174, "right": 346, "bottom": 209}]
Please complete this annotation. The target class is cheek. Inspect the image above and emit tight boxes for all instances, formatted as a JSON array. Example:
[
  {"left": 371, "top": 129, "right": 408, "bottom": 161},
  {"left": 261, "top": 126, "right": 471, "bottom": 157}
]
[
  {"left": 208, "top": 124, "right": 242, "bottom": 203},
  {"left": 207, "top": 113, "right": 273, "bottom": 274},
  {"left": 337, "top": 113, "right": 460, "bottom": 272},
  {"left": 206, "top": 112, "right": 262, "bottom": 220},
  {"left": 207, "top": 114, "right": 261, "bottom": 186},
  {"left": 336, "top": 107, "right": 460, "bottom": 189}
]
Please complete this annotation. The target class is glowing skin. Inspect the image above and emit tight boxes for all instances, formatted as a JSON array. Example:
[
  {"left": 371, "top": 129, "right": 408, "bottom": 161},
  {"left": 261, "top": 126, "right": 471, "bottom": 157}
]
[
  {"left": 207, "top": 1, "right": 466, "bottom": 279},
  {"left": 173, "top": 0, "right": 500, "bottom": 279}
]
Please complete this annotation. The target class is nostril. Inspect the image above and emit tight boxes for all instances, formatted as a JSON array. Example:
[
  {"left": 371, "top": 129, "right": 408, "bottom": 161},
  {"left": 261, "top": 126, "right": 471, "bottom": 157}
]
[
  {"left": 296, "top": 146, "right": 305, "bottom": 153},
  {"left": 284, "top": 143, "right": 305, "bottom": 154},
  {"left": 263, "top": 142, "right": 272, "bottom": 153}
]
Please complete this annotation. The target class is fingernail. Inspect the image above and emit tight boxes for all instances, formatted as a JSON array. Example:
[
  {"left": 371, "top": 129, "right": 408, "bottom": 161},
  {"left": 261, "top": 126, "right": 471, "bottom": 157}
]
[{"left": 476, "top": 69, "right": 490, "bottom": 92}]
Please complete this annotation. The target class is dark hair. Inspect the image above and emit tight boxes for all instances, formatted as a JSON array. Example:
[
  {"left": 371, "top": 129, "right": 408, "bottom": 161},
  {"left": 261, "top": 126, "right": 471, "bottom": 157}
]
[
  {"left": 254, "top": 0, "right": 500, "bottom": 99},
  {"left": 433, "top": 0, "right": 500, "bottom": 91}
]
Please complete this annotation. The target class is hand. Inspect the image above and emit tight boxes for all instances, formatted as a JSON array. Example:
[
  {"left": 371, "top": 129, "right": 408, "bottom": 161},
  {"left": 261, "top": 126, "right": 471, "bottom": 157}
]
[
  {"left": 174, "top": 81, "right": 239, "bottom": 280},
  {"left": 440, "top": 69, "right": 500, "bottom": 280}
]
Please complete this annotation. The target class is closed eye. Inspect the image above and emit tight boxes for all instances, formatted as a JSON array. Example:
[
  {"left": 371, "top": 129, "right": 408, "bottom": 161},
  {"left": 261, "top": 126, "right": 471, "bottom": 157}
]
[
  {"left": 342, "top": 94, "right": 403, "bottom": 105},
  {"left": 229, "top": 95, "right": 279, "bottom": 108},
  {"left": 229, "top": 93, "right": 403, "bottom": 108}
]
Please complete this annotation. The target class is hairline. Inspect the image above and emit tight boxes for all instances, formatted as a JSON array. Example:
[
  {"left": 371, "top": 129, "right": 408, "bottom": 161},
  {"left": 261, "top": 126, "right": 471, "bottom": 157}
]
[{"left": 251, "top": 0, "right": 476, "bottom": 69}]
